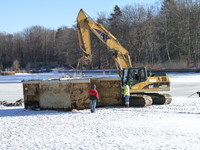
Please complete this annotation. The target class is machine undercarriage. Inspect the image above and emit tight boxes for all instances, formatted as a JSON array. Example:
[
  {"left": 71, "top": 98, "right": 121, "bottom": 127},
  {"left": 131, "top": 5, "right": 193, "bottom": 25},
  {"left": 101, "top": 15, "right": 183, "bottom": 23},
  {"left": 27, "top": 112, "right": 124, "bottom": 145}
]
[{"left": 129, "top": 93, "right": 172, "bottom": 107}]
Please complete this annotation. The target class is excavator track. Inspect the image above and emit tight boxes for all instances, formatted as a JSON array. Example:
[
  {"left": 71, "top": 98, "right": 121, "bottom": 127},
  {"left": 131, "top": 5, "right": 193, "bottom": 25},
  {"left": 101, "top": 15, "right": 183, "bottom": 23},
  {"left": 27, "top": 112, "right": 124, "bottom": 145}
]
[
  {"left": 129, "top": 94, "right": 153, "bottom": 107},
  {"left": 145, "top": 93, "right": 172, "bottom": 105},
  {"left": 129, "top": 93, "right": 172, "bottom": 107}
]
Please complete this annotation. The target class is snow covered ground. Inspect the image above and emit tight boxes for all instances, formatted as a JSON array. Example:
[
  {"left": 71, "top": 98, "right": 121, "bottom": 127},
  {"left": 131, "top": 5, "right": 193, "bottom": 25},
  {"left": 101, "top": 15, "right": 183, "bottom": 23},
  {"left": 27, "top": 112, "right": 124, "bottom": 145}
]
[{"left": 0, "top": 73, "right": 200, "bottom": 150}]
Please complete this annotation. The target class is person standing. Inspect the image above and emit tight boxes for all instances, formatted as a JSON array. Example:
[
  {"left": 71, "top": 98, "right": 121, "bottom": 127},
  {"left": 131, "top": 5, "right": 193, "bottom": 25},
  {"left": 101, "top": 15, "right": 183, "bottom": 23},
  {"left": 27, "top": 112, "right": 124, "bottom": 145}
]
[
  {"left": 122, "top": 83, "right": 130, "bottom": 107},
  {"left": 88, "top": 85, "right": 99, "bottom": 113}
]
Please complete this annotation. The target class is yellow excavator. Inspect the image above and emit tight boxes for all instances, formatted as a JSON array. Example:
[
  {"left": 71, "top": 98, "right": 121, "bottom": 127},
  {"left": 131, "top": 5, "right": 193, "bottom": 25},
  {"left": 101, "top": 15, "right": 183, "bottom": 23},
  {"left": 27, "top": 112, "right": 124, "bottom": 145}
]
[{"left": 77, "top": 9, "right": 172, "bottom": 107}]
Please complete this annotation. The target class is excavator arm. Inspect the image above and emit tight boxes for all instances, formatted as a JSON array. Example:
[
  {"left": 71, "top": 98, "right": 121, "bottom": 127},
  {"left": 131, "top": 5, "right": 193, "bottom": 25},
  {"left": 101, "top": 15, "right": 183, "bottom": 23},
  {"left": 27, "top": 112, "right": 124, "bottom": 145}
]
[{"left": 77, "top": 9, "right": 132, "bottom": 76}]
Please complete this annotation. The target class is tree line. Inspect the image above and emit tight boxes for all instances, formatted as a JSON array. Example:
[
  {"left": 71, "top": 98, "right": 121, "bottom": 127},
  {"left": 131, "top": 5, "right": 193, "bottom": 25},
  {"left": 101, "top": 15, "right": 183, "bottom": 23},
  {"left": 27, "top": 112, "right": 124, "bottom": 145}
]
[{"left": 0, "top": 0, "right": 200, "bottom": 72}]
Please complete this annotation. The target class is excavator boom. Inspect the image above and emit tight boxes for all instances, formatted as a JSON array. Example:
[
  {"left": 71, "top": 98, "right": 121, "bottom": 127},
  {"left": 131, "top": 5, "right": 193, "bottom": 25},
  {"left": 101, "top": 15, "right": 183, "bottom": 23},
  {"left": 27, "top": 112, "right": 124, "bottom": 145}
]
[{"left": 77, "top": 9, "right": 132, "bottom": 75}]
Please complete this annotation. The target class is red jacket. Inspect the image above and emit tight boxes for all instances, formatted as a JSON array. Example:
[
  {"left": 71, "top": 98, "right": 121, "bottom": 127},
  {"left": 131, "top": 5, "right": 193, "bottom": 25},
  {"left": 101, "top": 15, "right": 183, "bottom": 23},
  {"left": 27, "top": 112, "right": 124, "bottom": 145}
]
[{"left": 88, "top": 89, "right": 99, "bottom": 100}]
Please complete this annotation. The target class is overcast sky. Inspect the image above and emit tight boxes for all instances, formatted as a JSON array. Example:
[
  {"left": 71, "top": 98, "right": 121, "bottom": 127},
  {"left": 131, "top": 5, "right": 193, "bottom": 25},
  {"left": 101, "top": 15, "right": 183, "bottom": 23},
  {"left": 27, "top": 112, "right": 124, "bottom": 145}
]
[{"left": 0, "top": 0, "right": 160, "bottom": 34}]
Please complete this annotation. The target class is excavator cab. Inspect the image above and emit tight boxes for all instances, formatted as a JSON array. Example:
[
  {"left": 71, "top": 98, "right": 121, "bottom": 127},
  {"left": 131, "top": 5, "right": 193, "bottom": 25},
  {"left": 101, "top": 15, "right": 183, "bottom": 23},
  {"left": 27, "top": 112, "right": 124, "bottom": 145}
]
[
  {"left": 122, "top": 67, "right": 147, "bottom": 87},
  {"left": 122, "top": 67, "right": 171, "bottom": 94}
]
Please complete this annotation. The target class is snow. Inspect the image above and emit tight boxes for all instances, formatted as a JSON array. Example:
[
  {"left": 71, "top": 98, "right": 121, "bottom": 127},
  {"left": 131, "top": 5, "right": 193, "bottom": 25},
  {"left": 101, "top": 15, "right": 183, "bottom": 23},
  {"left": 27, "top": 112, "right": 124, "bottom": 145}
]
[{"left": 1, "top": 73, "right": 200, "bottom": 150}]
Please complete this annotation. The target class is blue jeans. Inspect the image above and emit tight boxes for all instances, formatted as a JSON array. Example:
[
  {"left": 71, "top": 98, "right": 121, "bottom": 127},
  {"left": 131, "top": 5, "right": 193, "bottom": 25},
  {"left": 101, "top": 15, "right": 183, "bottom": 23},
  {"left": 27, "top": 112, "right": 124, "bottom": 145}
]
[
  {"left": 90, "top": 100, "right": 97, "bottom": 112},
  {"left": 125, "top": 96, "right": 130, "bottom": 107}
]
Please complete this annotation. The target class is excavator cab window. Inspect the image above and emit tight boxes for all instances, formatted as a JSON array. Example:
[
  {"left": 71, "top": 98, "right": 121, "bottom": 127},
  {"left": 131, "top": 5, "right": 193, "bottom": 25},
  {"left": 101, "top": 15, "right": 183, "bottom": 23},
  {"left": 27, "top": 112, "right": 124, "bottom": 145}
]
[
  {"left": 122, "top": 69, "right": 128, "bottom": 85},
  {"left": 122, "top": 67, "right": 148, "bottom": 86}
]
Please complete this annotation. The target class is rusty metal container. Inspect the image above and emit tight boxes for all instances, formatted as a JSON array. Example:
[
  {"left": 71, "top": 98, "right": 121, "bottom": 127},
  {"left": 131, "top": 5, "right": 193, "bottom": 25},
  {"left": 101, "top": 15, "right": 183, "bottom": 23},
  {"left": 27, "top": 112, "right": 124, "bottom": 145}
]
[{"left": 22, "top": 77, "right": 122, "bottom": 110}]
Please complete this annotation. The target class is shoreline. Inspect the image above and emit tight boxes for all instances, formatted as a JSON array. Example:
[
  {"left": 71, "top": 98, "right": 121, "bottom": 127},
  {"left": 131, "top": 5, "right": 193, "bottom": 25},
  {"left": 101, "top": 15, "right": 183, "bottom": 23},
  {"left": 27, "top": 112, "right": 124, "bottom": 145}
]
[{"left": 151, "top": 68, "right": 200, "bottom": 73}]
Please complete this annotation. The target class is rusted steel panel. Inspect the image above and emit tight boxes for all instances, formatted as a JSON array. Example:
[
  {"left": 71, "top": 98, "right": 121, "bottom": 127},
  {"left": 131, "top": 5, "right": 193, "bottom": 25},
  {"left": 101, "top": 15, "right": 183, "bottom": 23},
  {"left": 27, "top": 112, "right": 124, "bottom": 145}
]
[
  {"left": 39, "top": 82, "right": 71, "bottom": 110},
  {"left": 23, "top": 82, "right": 40, "bottom": 109},
  {"left": 70, "top": 82, "right": 91, "bottom": 109},
  {"left": 91, "top": 78, "right": 122, "bottom": 106}
]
